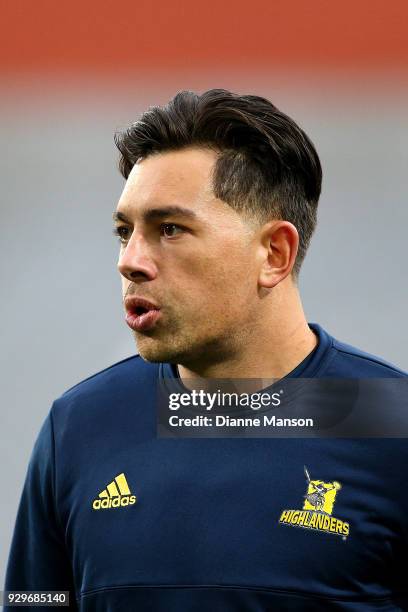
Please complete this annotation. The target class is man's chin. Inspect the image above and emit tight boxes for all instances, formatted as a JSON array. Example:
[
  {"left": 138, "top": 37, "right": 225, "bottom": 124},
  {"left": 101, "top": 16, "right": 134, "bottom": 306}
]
[{"left": 135, "top": 336, "right": 183, "bottom": 364}]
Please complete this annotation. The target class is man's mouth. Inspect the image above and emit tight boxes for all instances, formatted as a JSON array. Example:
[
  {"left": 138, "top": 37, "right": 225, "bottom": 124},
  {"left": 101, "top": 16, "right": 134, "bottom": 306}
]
[{"left": 124, "top": 297, "right": 162, "bottom": 332}]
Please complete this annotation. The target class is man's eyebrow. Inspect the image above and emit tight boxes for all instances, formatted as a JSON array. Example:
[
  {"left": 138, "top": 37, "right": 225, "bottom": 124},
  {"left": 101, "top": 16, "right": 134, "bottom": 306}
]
[
  {"left": 143, "top": 206, "right": 198, "bottom": 222},
  {"left": 112, "top": 206, "right": 198, "bottom": 224},
  {"left": 112, "top": 211, "right": 131, "bottom": 224}
]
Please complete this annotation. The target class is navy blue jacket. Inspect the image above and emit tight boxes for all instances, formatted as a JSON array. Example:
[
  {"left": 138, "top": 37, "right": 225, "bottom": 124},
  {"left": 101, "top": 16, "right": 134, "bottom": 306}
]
[{"left": 4, "top": 323, "right": 408, "bottom": 611}]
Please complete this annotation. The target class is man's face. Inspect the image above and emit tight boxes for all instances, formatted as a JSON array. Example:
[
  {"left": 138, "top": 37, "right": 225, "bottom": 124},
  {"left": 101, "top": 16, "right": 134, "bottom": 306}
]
[{"left": 114, "top": 147, "right": 261, "bottom": 367}]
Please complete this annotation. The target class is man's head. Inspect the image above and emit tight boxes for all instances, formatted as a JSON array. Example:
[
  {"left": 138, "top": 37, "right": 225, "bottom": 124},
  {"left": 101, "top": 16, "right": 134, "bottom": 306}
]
[{"left": 113, "top": 89, "right": 322, "bottom": 366}]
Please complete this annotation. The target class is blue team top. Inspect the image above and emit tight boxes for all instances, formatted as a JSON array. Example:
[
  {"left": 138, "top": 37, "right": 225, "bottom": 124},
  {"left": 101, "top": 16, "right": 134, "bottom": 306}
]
[{"left": 4, "top": 323, "right": 408, "bottom": 611}]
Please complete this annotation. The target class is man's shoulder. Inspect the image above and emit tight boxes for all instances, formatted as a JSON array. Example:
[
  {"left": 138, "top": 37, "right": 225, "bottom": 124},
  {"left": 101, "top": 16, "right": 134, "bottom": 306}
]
[
  {"left": 45, "top": 356, "right": 161, "bottom": 462},
  {"left": 51, "top": 354, "right": 160, "bottom": 419},
  {"left": 326, "top": 333, "right": 407, "bottom": 378}
]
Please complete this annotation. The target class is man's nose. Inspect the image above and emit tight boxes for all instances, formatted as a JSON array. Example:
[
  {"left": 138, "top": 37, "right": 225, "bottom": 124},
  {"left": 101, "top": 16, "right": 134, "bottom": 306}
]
[{"left": 117, "top": 234, "right": 158, "bottom": 282}]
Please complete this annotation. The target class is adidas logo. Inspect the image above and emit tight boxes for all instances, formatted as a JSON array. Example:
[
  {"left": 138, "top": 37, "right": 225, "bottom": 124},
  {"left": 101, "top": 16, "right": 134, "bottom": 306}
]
[{"left": 92, "top": 473, "right": 136, "bottom": 510}]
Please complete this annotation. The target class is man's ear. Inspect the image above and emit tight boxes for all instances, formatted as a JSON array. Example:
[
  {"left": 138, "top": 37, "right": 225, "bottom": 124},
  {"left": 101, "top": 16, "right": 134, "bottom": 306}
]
[{"left": 257, "top": 221, "right": 299, "bottom": 288}]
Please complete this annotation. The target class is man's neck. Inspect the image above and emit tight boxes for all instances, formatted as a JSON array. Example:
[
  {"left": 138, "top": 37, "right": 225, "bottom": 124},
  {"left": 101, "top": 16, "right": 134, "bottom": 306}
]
[{"left": 177, "top": 283, "right": 318, "bottom": 382}]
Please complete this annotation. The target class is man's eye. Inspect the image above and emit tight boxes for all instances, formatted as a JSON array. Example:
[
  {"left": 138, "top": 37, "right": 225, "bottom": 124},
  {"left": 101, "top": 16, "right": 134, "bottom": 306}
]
[
  {"left": 113, "top": 226, "right": 131, "bottom": 243},
  {"left": 160, "top": 223, "right": 184, "bottom": 238}
]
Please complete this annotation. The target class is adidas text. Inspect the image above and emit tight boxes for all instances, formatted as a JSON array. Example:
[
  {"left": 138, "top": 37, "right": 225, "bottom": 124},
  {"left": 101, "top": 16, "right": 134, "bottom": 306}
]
[{"left": 92, "top": 495, "right": 136, "bottom": 510}]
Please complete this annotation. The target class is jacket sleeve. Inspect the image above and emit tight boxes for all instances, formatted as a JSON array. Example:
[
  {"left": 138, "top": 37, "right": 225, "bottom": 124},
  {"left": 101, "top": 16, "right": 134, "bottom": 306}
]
[{"left": 3, "top": 409, "right": 78, "bottom": 610}]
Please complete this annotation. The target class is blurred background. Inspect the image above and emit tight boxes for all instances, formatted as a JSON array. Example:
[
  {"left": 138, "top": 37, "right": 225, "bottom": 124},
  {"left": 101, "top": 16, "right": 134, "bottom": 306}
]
[{"left": 1, "top": 0, "right": 407, "bottom": 585}]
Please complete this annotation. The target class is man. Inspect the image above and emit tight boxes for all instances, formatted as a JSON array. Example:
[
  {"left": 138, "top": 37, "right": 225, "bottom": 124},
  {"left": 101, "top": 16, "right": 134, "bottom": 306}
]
[{"left": 4, "top": 89, "right": 407, "bottom": 610}]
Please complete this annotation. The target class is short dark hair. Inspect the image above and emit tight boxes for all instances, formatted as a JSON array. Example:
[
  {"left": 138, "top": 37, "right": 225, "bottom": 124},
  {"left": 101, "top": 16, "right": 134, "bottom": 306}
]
[{"left": 115, "top": 89, "right": 322, "bottom": 276}]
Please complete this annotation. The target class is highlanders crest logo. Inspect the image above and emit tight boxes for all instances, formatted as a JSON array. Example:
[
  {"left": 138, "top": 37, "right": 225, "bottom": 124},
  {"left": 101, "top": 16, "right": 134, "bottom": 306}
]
[{"left": 278, "top": 466, "right": 350, "bottom": 539}]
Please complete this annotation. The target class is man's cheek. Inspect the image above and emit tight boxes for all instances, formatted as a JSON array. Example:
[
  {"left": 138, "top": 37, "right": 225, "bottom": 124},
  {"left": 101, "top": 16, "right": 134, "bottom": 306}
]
[{"left": 181, "top": 250, "right": 217, "bottom": 274}]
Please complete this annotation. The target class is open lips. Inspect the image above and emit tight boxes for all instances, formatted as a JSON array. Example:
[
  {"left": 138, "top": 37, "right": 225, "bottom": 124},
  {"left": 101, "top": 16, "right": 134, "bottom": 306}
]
[{"left": 124, "top": 297, "right": 162, "bottom": 332}]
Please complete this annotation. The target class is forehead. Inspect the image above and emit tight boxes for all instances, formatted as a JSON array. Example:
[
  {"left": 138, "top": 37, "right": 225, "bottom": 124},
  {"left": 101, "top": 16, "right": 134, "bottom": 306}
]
[{"left": 117, "top": 147, "right": 218, "bottom": 216}]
